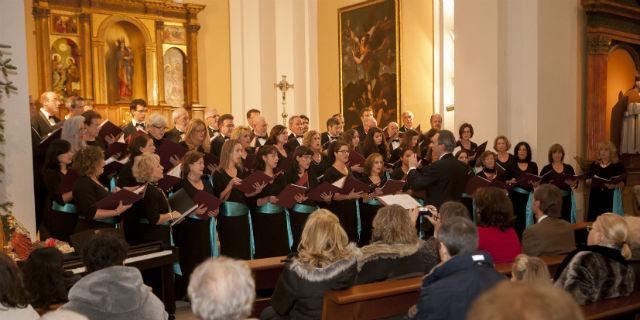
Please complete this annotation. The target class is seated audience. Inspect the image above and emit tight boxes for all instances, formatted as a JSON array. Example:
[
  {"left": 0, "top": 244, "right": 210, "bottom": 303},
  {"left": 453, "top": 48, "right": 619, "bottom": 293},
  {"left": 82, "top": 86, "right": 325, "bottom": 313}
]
[
  {"left": 423, "top": 201, "right": 472, "bottom": 260},
  {"left": 522, "top": 184, "right": 576, "bottom": 256},
  {"left": 0, "top": 252, "right": 39, "bottom": 320},
  {"left": 555, "top": 213, "right": 635, "bottom": 305},
  {"left": 356, "top": 205, "right": 439, "bottom": 284},
  {"left": 39, "top": 309, "right": 88, "bottom": 320},
  {"left": 409, "top": 217, "right": 504, "bottom": 320},
  {"left": 60, "top": 232, "right": 167, "bottom": 319},
  {"left": 21, "top": 247, "right": 74, "bottom": 313},
  {"left": 188, "top": 257, "right": 255, "bottom": 320},
  {"left": 475, "top": 187, "right": 521, "bottom": 263},
  {"left": 263, "top": 209, "right": 360, "bottom": 320},
  {"left": 510, "top": 254, "right": 551, "bottom": 285},
  {"left": 468, "top": 281, "right": 584, "bottom": 320},
  {"left": 624, "top": 216, "right": 640, "bottom": 289}
]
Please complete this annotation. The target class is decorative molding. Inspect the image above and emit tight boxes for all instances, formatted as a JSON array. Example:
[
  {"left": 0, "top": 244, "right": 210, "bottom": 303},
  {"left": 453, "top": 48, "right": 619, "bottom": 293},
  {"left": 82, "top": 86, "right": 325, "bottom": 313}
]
[
  {"left": 46, "top": 0, "right": 205, "bottom": 20},
  {"left": 155, "top": 20, "right": 164, "bottom": 29},
  {"left": 587, "top": 33, "right": 612, "bottom": 54},
  {"left": 32, "top": 7, "right": 50, "bottom": 19},
  {"left": 187, "top": 24, "right": 201, "bottom": 33}
]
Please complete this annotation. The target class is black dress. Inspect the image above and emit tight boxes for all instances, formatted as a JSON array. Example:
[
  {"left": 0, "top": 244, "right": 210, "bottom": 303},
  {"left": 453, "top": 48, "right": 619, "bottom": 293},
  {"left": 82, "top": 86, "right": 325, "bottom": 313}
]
[
  {"left": 250, "top": 173, "right": 291, "bottom": 258},
  {"left": 455, "top": 140, "right": 478, "bottom": 155},
  {"left": 125, "top": 184, "right": 171, "bottom": 246},
  {"left": 73, "top": 175, "right": 116, "bottom": 233},
  {"left": 358, "top": 175, "right": 386, "bottom": 246},
  {"left": 324, "top": 166, "right": 359, "bottom": 242},
  {"left": 117, "top": 160, "right": 137, "bottom": 188},
  {"left": 42, "top": 168, "right": 77, "bottom": 241},
  {"left": 496, "top": 153, "right": 516, "bottom": 179},
  {"left": 508, "top": 162, "right": 538, "bottom": 239},
  {"left": 284, "top": 169, "right": 319, "bottom": 251},
  {"left": 586, "top": 161, "right": 626, "bottom": 221},
  {"left": 85, "top": 137, "right": 107, "bottom": 150},
  {"left": 309, "top": 155, "right": 330, "bottom": 183},
  {"left": 540, "top": 163, "right": 577, "bottom": 223},
  {"left": 212, "top": 169, "right": 252, "bottom": 259}
]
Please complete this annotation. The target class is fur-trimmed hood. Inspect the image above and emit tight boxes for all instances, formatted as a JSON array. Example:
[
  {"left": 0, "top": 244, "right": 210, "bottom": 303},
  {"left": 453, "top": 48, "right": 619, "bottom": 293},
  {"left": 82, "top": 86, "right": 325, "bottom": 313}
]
[
  {"left": 357, "top": 240, "right": 426, "bottom": 271},
  {"left": 288, "top": 243, "right": 361, "bottom": 282}
]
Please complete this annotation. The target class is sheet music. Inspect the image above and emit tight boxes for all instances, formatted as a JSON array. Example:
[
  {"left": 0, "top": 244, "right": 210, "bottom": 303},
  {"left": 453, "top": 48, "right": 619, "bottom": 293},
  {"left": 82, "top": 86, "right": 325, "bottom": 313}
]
[
  {"left": 332, "top": 176, "right": 347, "bottom": 189},
  {"left": 376, "top": 194, "right": 421, "bottom": 210},
  {"left": 167, "top": 164, "right": 182, "bottom": 178},
  {"left": 70, "top": 249, "right": 174, "bottom": 274}
]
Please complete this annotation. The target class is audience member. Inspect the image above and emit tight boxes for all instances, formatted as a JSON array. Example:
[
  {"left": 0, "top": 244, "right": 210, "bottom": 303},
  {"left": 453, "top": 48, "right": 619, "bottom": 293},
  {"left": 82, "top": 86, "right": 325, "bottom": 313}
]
[
  {"left": 60, "top": 232, "right": 168, "bottom": 319},
  {"left": 188, "top": 257, "right": 256, "bottom": 320},
  {"left": 522, "top": 184, "right": 576, "bottom": 256},
  {"left": 554, "top": 213, "right": 634, "bottom": 305},
  {"left": 21, "top": 247, "right": 74, "bottom": 313},
  {"left": 0, "top": 252, "right": 39, "bottom": 320},
  {"left": 510, "top": 254, "right": 551, "bottom": 285},
  {"left": 475, "top": 187, "right": 521, "bottom": 263},
  {"left": 409, "top": 217, "right": 504, "bottom": 320}
]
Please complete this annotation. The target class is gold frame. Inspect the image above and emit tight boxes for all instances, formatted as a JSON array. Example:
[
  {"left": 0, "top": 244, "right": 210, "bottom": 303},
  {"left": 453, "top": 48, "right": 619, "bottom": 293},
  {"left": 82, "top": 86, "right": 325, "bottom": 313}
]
[
  {"left": 50, "top": 14, "right": 79, "bottom": 35},
  {"left": 338, "top": 0, "right": 401, "bottom": 129}
]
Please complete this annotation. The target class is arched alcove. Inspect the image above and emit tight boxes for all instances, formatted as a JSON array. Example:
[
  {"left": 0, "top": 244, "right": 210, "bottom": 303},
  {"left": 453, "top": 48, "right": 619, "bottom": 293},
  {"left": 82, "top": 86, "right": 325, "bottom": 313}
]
[
  {"left": 163, "top": 47, "right": 186, "bottom": 108},
  {"left": 607, "top": 46, "right": 639, "bottom": 151},
  {"left": 103, "top": 20, "right": 147, "bottom": 103}
]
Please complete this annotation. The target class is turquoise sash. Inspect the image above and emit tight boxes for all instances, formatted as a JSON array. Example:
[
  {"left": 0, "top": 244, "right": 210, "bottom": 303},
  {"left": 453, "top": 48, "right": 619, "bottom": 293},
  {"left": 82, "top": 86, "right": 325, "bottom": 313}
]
[
  {"left": 292, "top": 203, "right": 317, "bottom": 213},
  {"left": 138, "top": 218, "right": 183, "bottom": 274},
  {"left": 365, "top": 198, "right": 381, "bottom": 206},
  {"left": 219, "top": 201, "right": 253, "bottom": 258},
  {"left": 110, "top": 177, "right": 117, "bottom": 193},
  {"left": 51, "top": 202, "right": 76, "bottom": 214},
  {"left": 560, "top": 189, "right": 577, "bottom": 224},
  {"left": 512, "top": 187, "right": 534, "bottom": 228},
  {"left": 256, "top": 202, "right": 284, "bottom": 214},
  {"left": 613, "top": 188, "right": 624, "bottom": 216}
]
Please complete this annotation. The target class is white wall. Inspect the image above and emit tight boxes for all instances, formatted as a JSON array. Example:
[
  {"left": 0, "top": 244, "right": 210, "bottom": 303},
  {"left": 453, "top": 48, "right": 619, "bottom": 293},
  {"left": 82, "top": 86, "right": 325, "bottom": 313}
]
[{"left": 0, "top": 0, "right": 36, "bottom": 235}]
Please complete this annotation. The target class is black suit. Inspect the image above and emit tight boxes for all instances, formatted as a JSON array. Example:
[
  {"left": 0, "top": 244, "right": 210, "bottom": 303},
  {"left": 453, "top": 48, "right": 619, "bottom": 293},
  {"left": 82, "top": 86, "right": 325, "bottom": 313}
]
[
  {"left": 211, "top": 135, "right": 229, "bottom": 158},
  {"left": 164, "top": 127, "right": 184, "bottom": 144},
  {"left": 31, "top": 111, "right": 61, "bottom": 139},
  {"left": 407, "top": 153, "right": 469, "bottom": 208},
  {"left": 321, "top": 132, "right": 339, "bottom": 147},
  {"left": 121, "top": 122, "right": 147, "bottom": 139},
  {"left": 31, "top": 110, "right": 61, "bottom": 231},
  {"left": 285, "top": 133, "right": 302, "bottom": 154},
  {"left": 355, "top": 124, "right": 366, "bottom": 140}
]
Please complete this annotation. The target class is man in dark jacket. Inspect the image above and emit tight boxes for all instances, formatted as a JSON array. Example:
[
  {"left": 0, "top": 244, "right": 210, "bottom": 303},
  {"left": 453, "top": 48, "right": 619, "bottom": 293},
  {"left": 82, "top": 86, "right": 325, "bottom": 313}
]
[{"left": 410, "top": 217, "right": 505, "bottom": 320}]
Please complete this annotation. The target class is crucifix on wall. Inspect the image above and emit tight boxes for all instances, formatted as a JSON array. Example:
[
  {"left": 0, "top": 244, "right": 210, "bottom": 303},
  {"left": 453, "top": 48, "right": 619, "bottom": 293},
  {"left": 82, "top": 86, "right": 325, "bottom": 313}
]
[{"left": 274, "top": 75, "right": 294, "bottom": 125}]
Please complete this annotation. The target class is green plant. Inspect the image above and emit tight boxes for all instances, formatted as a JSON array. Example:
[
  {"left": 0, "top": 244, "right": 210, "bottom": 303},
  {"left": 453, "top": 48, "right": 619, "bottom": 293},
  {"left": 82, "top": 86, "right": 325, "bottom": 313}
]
[{"left": 0, "top": 44, "right": 18, "bottom": 100}]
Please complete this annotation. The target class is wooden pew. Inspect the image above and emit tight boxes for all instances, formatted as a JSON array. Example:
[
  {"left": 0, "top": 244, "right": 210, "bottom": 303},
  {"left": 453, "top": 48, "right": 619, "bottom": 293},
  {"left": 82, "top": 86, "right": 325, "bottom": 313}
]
[
  {"left": 246, "top": 256, "right": 287, "bottom": 317},
  {"left": 582, "top": 290, "right": 640, "bottom": 320},
  {"left": 322, "top": 255, "right": 567, "bottom": 320}
]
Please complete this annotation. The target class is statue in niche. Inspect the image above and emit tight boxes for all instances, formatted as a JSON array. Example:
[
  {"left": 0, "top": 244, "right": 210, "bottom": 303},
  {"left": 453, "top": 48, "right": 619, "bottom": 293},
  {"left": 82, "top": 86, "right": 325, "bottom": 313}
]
[
  {"left": 115, "top": 38, "right": 134, "bottom": 101},
  {"left": 619, "top": 73, "right": 640, "bottom": 154}
]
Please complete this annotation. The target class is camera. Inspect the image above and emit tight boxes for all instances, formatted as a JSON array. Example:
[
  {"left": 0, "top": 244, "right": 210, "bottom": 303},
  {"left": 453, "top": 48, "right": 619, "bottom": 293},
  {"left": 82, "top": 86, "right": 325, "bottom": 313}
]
[{"left": 418, "top": 206, "right": 433, "bottom": 217}]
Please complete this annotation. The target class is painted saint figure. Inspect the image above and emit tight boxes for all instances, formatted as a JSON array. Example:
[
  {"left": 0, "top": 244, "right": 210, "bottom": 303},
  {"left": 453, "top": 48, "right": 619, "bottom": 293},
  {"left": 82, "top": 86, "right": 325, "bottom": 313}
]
[{"left": 116, "top": 39, "right": 134, "bottom": 101}]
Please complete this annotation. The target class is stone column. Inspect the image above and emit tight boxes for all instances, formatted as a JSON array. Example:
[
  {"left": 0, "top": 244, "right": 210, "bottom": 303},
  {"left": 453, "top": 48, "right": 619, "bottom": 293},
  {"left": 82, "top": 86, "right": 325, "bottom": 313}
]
[
  {"left": 79, "top": 13, "right": 93, "bottom": 99},
  {"left": 186, "top": 23, "right": 200, "bottom": 106},
  {"left": 585, "top": 33, "right": 611, "bottom": 160},
  {"left": 155, "top": 20, "right": 166, "bottom": 104},
  {"left": 32, "top": 6, "right": 51, "bottom": 93}
]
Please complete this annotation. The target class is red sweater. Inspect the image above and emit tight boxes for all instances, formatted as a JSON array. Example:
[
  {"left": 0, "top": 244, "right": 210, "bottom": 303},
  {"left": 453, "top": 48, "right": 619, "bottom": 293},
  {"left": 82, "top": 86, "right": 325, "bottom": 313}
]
[{"left": 477, "top": 226, "right": 521, "bottom": 264}]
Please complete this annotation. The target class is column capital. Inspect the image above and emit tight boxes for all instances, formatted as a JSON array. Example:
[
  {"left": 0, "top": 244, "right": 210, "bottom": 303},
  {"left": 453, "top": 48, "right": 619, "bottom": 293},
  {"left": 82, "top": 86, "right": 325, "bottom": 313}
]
[
  {"left": 32, "top": 7, "right": 50, "bottom": 19},
  {"left": 187, "top": 24, "right": 201, "bottom": 33},
  {"left": 155, "top": 20, "right": 165, "bottom": 29},
  {"left": 587, "top": 33, "right": 611, "bottom": 55}
]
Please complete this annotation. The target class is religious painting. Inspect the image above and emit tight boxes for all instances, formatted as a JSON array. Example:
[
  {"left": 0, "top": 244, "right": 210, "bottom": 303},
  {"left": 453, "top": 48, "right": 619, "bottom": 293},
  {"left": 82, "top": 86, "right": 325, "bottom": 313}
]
[
  {"left": 51, "top": 38, "right": 81, "bottom": 98},
  {"left": 163, "top": 26, "right": 187, "bottom": 45},
  {"left": 339, "top": 0, "right": 400, "bottom": 130},
  {"left": 164, "top": 47, "right": 186, "bottom": 108},
  {"left": 51, "top": 15, "right": 78, "bottom": 35},
  {"left": 115, "top": 38, "right": 134, "bottom": 102}
]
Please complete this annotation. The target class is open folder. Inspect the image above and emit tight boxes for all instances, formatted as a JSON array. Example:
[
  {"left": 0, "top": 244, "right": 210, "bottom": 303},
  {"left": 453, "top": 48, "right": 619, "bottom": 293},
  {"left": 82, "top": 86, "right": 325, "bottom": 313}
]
[
  {"left": 168, "top": 188, "right": 199, "bottom": 226},
  {"left": 94, "top": 185, "right": 147, "bottom": 210},
  {"left": 376, "top": 194, "right": 421, "bottom": 210},
  {"left": 98, "top": 120, "right": 123, "bottom": 140}
]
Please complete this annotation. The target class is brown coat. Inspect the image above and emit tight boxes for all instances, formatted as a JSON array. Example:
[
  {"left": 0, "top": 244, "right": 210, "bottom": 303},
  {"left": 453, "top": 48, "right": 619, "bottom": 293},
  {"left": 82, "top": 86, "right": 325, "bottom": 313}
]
[{"left": 522, "top": 216, "right": 576, "bottom": 256}]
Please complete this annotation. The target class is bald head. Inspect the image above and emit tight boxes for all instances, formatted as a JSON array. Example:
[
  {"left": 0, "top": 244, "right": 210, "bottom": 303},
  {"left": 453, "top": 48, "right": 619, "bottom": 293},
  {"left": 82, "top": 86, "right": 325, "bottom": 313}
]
[
  {"left": 252, "top": 116, "right": 268, "bottom": 136},
  {"left": 40, "top": 91, "right": 61, "bottom": 114},
  {"left": 430, "top": 114, "right": 443, "bottom": 130}
]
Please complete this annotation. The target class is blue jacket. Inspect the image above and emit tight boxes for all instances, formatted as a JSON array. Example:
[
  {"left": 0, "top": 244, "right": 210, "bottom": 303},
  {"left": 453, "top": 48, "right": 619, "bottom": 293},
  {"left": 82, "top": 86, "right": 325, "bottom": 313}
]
[{"left": 411, "top": 251, "right": 505, "bottom": 320}]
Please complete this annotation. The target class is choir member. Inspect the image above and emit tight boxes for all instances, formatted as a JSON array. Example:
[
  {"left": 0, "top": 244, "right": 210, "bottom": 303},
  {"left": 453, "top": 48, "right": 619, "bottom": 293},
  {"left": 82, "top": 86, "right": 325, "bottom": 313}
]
[
  {"left": 64, "top": 95, "right": 84, "bottom": 119},
  {"left": 121, "top": 99, "right": 147, "bottom": 139},
  {"left": 385, "top": 122, "right": 401, "bottom": 151},
  {"left": 300, "top": 115, "right": 310, "bottom": 135},
  {"left": 72, "top": 146, "right": 131, "bottom": 233},
  {"left": 399, "top": 111, "right": 415, "bottom": 132},
  {"left": 429, "top": 113, "right": 443, "bottom": 130},
  {"left": 42, "top": 140, "right": 75, "bottom": 241},
  {"left": 128, "top": 153, "right": 180, "bottom": 245},
  {"left": 332, "top": 113, "right": 345, "bottom": 132},
  {"left": 540, "top": 144, "right": 578, "bottom": 223},
  {"left": 456, "top": 123, "right": 478, "bottom": 161},
  {"left": 324, "top": 141, "right": 364, "bottom": 242},
  {"left": 361, "top": 127, "right": 390, "bottom": 162},
  {"left": 204, "top": 107, "right": 220, "bottom": 138},
  {"left": 250, "top": 116, "right": 269, "bottom": 148},
  {"left": 60, "top": 116, "right": 86, "bottom": 155},
  {"left": 212, "top": 139, "right": 264, "bottom": 259},
  {"left": 494, "top": 135, "right": 516, "bottom": 173},
  {"left": 117, "top": 134, "right": 156, "bottom": 188},
  {"left": 251, "top": 146, "right": 291, "bottom": 258},
  {"left": 82, "top": 110, "right": 109, "bottom": 150},
  {"left": 147, "top": 113, "right": 169, "bottom": 148},
  {"left": 303, "top": 130, "right": 329, "bottom": 183},
  {"left": 285, "top": 146, "right": 325, "bottom": 249},
  {"left": 231, "top": 126, "right": 253, "bottom": 153},
  {"left": 32, "top": 91, "right": 62, "bottom": 138},
  {"left": 174, "top": 151, "right": 218, "bottom": 290},
  {"left": 341, "top": 129, "right": 364, "bottom": 174},
  {"left": 508, "top": 141, "right": 539, "bottom": 238},
  {"left": 390, "top": 148, "right": 413, "bottom": 181},
  {"left": 586, "top": 141, "right": 626, "bottom": 221},
  {"left": 266, "top": 125, "right": 290, "bottom": 162},
  {"left": 419, "top": 128, "right": 439, "bottom": 166},
  {"left": 321, "top": 117, "right": 342, "bottom": 147},
  {"left": 246, "top": 109, "right": 261, "bottom": 127},
  {"left": 359, "top": 153, "right": 387, "bottom": 246},
  {"left": 390, "top": 129, "right": 419, "bottom": 164},
  {"left": 355, "top": 107, "right": 374, "bottom": 139},
  {"left": 165, "top": 107, "right": 190, "bottom": 143},
  {"left": 211, "top": 114, "right": 235, "bottom": 158},
  {"left": 455, "top": 149, "right": 470, "bottom": 166},
  {"left": 456, "top": 149, "right": 474, "bottom": 217},
  {"left": 476, "top": 151, "right": 506, "bottom": 182},
  {"left": 180, "top": 119, "right": 211, "bottom": 153},
  {"left": 285, "top": 115, "right": 304, "bottom": 154}
]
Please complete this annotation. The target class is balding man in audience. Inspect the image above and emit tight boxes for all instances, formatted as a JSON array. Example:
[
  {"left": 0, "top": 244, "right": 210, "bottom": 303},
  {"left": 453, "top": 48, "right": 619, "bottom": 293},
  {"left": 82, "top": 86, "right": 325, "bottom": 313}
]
[
  {"left": 400, "top": 111, "right": 415, "bottom": 132},
  {"left": 165, "top": 107, "right": 190, "bottom": 143},
  {"left": 188, "top": 257, "right": 255, "bottom": 320},
  {"left": 251, "top": 116, "right": 268, "bottom": 148},
  {"left": 408, "top": 217, "right": 504, "bottom": 320},
  {"left": 32, "top": 91, "right": 63, "bottom": 138},
  {"left": 204, "top": 107, "right": 220, "bottom": 138},
  {"left": 430, "top": 113, "right": 443, "bottom": 130},
  {"left": 522, "top": 184, "right": 576, "bottom": 257}
]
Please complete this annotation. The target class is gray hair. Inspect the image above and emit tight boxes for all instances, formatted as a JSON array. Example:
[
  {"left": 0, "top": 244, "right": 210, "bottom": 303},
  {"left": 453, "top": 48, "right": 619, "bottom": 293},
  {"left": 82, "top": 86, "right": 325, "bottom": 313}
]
[
  {"left": 204, "top": 107, "right": 218, "bottom": 119},
  {"left": 148, "top": 112, "right": 168, "bottom": 128},
  {"left": 439, "top": 201, "right": 470, "bottom": 222},
  {"left": 437, "top": 130, "right": 456, "bottom": 152},
  {"left": 61, "top": 115, "right": 86, "bottom": 154},
  {"left": 188, "top": 257, "right": 255, "bottom": 320},
  {"left": 437, "top": 216, "right": 478, "bottom": 256},
  {"left": 172, "top": 107, "right": 188, "bottom": 123}
]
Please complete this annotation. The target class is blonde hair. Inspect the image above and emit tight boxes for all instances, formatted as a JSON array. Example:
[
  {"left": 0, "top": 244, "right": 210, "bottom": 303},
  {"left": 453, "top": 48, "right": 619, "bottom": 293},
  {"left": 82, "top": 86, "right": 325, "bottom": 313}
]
[
  {"left": 624, "top": 216, "right": 640, "bottom": 250},
  {"left": 493, "top": 135, "right": 511, "bottom": 152},
  {"left": 511, "top": 254, "right": 551, "bottom": 285},
  {"left": 217, "top": 139, "right": 243, "bottom": 172},
  {"left": 297, "top": 209, "right": 352, "bottom": 268},
  {"left": 594, "top": 213, "right": 631, "bottom": 259},
  {"left": 132, "top": 153, "right": 161, "bottom": 184},
  {"left": 231, "top": 126, "right": 252, "bottom": 140},
  {"left": 302, "top": 130, "right": 320, "bottom": 149},
  {"left": 184, "top": 119, "right": 211, "bottom": 153},
  {"left": 597, "top": 140, "right": 619, "bottom": 163},
  {"left": 371, "top": 205, "right": 418, "bottom": 245}
]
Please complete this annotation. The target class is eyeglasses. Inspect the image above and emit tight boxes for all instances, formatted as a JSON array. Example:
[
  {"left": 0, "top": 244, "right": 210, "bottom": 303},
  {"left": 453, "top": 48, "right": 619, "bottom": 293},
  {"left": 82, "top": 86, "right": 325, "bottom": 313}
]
[{"left": 337, "top": 150, "right": 350, "bottom": 154}]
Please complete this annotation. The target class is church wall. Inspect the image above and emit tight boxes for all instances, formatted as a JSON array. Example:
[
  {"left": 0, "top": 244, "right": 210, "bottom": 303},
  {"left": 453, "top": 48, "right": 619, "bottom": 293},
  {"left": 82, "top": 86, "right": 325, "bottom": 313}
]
[{"left": 317, "top": 0, "right": 434, "bottom": 130}]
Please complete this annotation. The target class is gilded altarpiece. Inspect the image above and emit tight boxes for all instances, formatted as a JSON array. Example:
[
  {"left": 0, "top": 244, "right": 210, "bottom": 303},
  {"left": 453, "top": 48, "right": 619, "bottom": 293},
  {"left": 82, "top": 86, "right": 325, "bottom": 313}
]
[{"left": 32, "top": 0, "right": 204, "bottom": 125}]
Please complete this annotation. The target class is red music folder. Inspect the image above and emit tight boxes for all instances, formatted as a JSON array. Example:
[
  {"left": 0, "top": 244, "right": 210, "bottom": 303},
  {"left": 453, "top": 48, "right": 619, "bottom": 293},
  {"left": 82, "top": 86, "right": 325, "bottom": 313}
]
[
  {"left": 101, "top": 156, "right": 128, "bottom": 179},
  {"left": 94, "top": 187, "right": 145, "bottom": 210},
  {"left": 243, "top": 152, "right": 257, "bottom": 171},
  {"left": 98, "top": 120, "right": 123, "bottom": 140},
  {"left": 307, "top": 182, "right": 341, "bottom": 202},
  {"left": 464, "top": 175, "right": 492, "bottom": 195},
  {"left": 105, "top": 142, "right": 127, "bottom": 159},
  {"left": 157, "top": 141, "right": 187, "bottom": 169},
  {"left": 514, "top": 173, "right": 543, "bottom": 188},
  {"left": 275, "top": 156, "right": 293, "bottom": 175},
  {"left": 193, "top": 190, "right": 222, "bottom": 211},
  {"left": 157, "top": 175, "right": 182, "bottom": 193},
  {"left": 591, "top": 174, "right": 626, "bottom": 188},
  {"left": 234, "top": 171, "right": 274, "bottom": 194},
  {"left": 341, "top": 176, "right": 371, "bottom": 194},
  {"left": 348, "top": 151, "right": 365, "bottom": 167},
  {"left": 203, "top": 153, "right": 219, "bottom": 175},
  {"left": 276, "top": 184, "right": 309, "bottom": 208},
  {"left": 58, "top": 170, "right": 79, "bottom": 194},
  {"left": 380, "top": 179, "right": 406, "bottom": 195}
]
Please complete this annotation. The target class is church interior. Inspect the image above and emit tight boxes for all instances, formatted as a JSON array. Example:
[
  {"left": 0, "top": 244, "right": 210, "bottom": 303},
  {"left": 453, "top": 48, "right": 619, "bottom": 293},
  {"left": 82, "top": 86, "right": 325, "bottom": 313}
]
[{"left": 1, "top": 0, "right": 640, "bottom": 319}]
